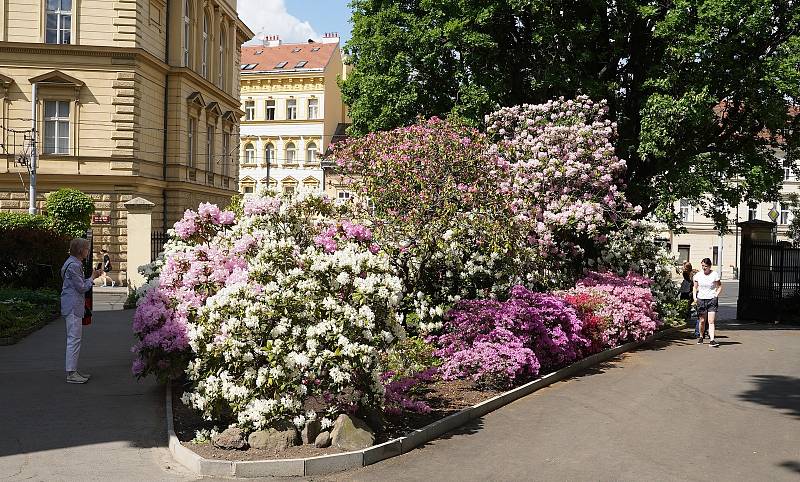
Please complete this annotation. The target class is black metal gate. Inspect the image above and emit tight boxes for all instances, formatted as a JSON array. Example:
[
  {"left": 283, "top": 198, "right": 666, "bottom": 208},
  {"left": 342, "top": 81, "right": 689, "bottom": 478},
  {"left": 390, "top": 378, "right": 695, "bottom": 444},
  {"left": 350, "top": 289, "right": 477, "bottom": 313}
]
[
  {"left": 738, "top": 241, "right": 800, "bottom": 322},
  {"left": 151, "top": 231, "right": 167, "bottom": 261}
]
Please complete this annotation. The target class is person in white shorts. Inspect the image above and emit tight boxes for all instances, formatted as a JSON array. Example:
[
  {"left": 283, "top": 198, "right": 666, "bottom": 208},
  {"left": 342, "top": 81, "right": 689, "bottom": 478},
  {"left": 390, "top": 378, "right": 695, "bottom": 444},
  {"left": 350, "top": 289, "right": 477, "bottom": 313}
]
[{"left": 693, "top": 257, "right": 722, "bottom": 347}]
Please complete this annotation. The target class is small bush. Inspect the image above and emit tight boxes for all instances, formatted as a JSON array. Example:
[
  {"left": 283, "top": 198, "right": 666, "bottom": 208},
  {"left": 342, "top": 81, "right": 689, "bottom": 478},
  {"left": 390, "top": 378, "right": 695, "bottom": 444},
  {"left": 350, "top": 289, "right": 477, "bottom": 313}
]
[
  {"left": 46, "top": 188, "right": 94, "bottom": 237},
  {"left": 0, "top": 212, "right": 55, "bottom": 231}
]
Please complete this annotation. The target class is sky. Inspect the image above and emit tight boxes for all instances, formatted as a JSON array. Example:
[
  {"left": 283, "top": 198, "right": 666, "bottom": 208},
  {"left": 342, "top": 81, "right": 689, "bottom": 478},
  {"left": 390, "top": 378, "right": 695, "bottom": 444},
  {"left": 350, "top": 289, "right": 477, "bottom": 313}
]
[{"left": 237, "top": 0, "right": 353, "bottom": 46}]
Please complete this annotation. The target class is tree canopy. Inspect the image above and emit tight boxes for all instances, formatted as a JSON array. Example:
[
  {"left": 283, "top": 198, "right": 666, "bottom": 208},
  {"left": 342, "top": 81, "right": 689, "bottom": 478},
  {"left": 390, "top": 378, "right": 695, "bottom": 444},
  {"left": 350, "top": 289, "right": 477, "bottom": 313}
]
[{"left": 341, "top": 0, "right": 800, "bottom": 227}]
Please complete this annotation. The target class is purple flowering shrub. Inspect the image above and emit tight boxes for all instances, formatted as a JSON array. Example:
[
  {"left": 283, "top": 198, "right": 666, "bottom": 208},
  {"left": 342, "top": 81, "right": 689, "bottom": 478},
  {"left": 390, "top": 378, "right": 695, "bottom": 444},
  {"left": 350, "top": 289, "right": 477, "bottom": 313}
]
[
  {"left": 132, "top": 203, "right": 238, "bottom": 380},
  {"left": 434, "top": 287, "right": 587, "bottom": 389},
  {"left": 436, "top": 272, "right": 662, "bottom": 389},
  {"left": 382, "top": 368, "right": 437, "bottom": 415}
]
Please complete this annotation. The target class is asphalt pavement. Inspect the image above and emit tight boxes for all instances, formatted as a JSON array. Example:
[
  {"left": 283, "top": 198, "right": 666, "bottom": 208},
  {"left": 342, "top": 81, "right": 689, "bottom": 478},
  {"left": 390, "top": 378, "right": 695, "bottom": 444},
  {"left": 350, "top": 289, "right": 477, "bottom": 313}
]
[
  {"left": 0, "top": 310, "right": 197, "bottom": 481},
  {"left": 3, "top": 286, "right": 798, "bottom": 482},
  {"left": 329, "top": 323, "right": 800, "bottom": 482}
]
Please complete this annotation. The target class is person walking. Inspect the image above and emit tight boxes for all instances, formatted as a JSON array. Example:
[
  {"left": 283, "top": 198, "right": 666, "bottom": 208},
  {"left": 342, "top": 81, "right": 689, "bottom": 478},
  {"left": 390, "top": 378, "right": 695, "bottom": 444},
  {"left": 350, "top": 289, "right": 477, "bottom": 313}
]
[
  {"left": 97, "top": 248, "right": 116, "bottom": 287},
  {"left": 678, "top": 261, "right": 701, "bottom": 332},
  {"left": 61, "top": 238, "right": 103, "bottom": 384},
  {"left": 693, "top": 257, "right": 722, "bottom": 347}
]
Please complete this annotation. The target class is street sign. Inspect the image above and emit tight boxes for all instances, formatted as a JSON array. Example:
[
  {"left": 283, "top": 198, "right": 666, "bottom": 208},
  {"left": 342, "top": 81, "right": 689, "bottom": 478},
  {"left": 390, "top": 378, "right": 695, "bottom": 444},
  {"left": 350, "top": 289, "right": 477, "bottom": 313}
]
[{"left": 767, "top": 207, "right": 779, "bottom": 222}]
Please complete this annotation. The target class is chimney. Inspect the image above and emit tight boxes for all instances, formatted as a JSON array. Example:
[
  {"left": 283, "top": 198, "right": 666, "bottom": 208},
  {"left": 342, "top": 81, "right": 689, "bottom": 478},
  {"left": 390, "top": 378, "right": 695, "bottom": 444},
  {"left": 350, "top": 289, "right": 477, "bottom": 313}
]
[
  {"left": 262, "top": 35, "right": 281, "bottom": 47},
  {"left": 321, "top": 32, "right": 339, "bottom": 44}
]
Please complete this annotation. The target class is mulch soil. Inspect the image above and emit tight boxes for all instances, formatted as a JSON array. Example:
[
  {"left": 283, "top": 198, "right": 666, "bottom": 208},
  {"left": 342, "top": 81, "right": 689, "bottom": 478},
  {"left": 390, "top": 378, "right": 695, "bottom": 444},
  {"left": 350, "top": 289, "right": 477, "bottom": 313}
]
[{"left": 171, "top": 378, "right": 502, "bottom": 461}]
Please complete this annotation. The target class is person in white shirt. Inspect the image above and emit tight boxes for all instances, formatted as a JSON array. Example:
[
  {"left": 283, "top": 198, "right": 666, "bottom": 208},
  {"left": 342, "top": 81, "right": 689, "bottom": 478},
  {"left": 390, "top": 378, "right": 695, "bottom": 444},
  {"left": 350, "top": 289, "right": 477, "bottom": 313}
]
[{"left": 693, "top": 257, "right": 722, "bottom": 347}]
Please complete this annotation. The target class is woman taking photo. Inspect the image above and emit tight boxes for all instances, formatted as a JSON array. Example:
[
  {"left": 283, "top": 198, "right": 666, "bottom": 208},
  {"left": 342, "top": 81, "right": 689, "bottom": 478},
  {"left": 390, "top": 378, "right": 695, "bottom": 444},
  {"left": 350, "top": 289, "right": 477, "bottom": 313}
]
[
  {"left": 693, "top": 257, "right": 722, "bottom": 347},
  {"left": 61, "top": 238, "right": 103, "bottom": 384}
]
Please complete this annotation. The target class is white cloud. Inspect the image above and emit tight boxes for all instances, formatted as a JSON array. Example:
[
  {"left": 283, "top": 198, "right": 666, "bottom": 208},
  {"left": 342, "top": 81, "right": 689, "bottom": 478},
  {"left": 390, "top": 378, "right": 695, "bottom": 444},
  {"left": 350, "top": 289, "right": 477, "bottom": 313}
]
[{"left": 238, "top": 0, "right": 319, "bottom": 45}]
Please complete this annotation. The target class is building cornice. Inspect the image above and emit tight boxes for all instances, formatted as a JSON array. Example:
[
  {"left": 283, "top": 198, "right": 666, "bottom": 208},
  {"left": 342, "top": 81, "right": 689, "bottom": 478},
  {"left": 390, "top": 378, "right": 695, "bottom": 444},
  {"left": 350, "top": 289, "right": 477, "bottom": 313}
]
[
  {"left": 0, "top": 42, "right": 170, "bottom": 74},
  {"left": 169, "top": 67, "right": 243, "bottom": 114}
]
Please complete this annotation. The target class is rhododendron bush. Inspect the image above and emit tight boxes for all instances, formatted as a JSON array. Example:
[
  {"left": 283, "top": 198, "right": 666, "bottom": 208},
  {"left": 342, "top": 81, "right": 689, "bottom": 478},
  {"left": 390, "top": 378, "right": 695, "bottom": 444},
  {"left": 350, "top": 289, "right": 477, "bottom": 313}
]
[
  {"left": 134, "top": 194, "right": 406, "bottom": 431},
  {"left": 435, "top": 286, "right": 589, "bottom": 389},
  {"left": 486, "top": 96, "right": 639, "bottom": 276},
  {"left": 329, "top": 117, "right": 536, "bottom": 332},
  {"left": 130, "top": 95, "right": 681, "bottom": 431},
  {"left": 435, "top": 272, "right": 662, "bottom": 389}
]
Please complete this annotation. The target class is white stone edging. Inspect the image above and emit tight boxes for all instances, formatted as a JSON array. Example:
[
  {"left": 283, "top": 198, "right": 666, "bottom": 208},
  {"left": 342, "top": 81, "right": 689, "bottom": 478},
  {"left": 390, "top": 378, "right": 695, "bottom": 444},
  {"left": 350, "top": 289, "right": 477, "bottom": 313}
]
[{"left": 166, "top": 325, "right": 682, "bottom": 477}]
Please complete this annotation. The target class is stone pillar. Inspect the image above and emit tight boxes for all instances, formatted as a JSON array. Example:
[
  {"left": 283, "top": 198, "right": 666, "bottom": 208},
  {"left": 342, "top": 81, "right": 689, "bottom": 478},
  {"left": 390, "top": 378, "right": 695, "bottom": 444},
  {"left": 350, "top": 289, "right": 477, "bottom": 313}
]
[{"left": 124, "top": 197, "right": 155, "bottom": 289}]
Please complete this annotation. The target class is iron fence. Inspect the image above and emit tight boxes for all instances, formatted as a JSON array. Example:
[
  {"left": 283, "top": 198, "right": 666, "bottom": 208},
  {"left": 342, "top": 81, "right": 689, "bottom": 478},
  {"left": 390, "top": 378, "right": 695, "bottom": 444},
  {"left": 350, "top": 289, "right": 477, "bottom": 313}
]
[
  {"left": 738, "top": 241, "right": 800, "bottom": 322},
  {"left": 151, "top": 231, "right": 167, "bottom": 262}
]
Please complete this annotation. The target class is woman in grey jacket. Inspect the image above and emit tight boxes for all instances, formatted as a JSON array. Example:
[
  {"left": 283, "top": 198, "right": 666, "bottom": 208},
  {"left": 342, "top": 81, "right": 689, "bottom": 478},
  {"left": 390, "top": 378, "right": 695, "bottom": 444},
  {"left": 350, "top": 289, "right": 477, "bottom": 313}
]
[{"left": 61, "top": 238, "right": 102, "bottom": 384}]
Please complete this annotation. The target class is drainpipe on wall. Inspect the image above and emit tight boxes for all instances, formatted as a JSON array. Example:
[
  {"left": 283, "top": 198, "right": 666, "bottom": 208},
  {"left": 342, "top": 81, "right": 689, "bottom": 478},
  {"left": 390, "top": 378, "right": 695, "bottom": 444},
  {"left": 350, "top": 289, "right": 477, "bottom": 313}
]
[
  {"left": 161, "top": 0, "right": 170, "bottom": 229},
  {"left": 28, "top": 82, "right": 37, "bottom": 214}
]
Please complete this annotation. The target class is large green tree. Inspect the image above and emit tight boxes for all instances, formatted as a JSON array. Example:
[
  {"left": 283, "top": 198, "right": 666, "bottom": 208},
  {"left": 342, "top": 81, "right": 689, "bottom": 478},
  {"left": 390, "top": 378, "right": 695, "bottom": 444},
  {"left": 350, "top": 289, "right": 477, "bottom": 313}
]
[{"left": 341, "top": 0, "right": 800, "bottom": 227}]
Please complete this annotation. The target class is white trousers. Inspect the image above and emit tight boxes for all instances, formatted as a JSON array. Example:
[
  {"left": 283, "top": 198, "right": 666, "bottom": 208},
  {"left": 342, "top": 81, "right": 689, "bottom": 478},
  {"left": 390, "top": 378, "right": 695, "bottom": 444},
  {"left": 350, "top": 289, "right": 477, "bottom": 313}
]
[{"left": 65, "top": 313, "right": 82, "bottom": 372}]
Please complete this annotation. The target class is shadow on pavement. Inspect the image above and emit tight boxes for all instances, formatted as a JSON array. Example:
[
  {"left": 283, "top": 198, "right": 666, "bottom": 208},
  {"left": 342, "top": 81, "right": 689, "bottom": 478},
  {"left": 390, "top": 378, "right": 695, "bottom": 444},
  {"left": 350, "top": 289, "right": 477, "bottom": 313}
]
[
  {"left": 718, "top": 321, "right": 800, "bottom": 331},
  {"left": 778, "top": 460, "right": 800, "bottom": 474},
  {"left": 737, "top": 375, "right": 800, "bottom": 420}
]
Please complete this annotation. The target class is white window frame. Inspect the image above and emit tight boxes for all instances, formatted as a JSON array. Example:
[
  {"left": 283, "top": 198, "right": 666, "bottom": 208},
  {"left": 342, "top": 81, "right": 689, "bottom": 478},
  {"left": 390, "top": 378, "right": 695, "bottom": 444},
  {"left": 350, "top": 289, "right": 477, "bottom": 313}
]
[
  {"left": 206, "top": 125, "right": 214, "bottom": 172},
  {"left": 43, "top": 100, "right": 70, "bottom": 154},
  {"left": 218, "top": 27, "right": 226, "bottom": 89},
  {"left": 187, "top": 117, "right": 197, "bottom": 168},
  {"left": 285, "top": 142, "right": 296, "bottom": 163},
  {"left": 306, "top": 142, "right": 318, "bottom": 163},
  {"left": 308, "top": 98, "right": 319, "bottom": 119},
  {"left": 222, "top": 131, "right": 230, "bottom": 177},
  {"left": 286, "top": 99, "right": 297, "bottom": 120},
  {"left": 679, "top": 198, "right": 691, "bottom": 222},
  {"left": 336, "top": 190, "right": 351, "bottom": 205},
  {"left": 265, "top": 99, "right": 276, "bottom": 120},
  {"left": 780, "top": 202, "right": 790, "bottom": 225},
  {"left": 244, "top": 143, "right": 255, "bottom": 165},
  {"left": 748, "top": 203, "right": 758, "bottom": 221},
  {"left": 244, "top": 100, "right": 255, "bottom": 121},
  {"left": 45, "top": 0, "right": 72, "bottom": 45},
  {"left": 201, "top": 13, "right": 209, "bottom": 78},
  {"left": 265, "top": 143, "right": 275, "bottom": 165},
  {"left": 183, "top": 0, "right": 191, "bottom": 67}
]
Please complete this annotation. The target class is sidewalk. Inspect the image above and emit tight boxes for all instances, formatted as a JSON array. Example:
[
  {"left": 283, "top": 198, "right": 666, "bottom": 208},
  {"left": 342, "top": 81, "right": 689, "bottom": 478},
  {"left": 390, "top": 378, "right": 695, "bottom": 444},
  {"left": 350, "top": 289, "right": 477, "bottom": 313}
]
[
  {"left": 330, "top": 324, "right": 800, "bottom": 482},
  {"left": 0, "top": 310, "right": 197, "bottom": 481}
]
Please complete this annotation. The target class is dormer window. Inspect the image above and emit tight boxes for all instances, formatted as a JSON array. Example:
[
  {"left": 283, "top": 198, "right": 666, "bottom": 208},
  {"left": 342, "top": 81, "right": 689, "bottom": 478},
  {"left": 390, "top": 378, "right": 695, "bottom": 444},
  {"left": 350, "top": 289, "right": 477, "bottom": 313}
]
[
  {"left": 275, "top": 61, "right": 288, "bottom": 69},
  {"left": 311, "top": 47, "right": 320, "bottom": 52},
  {"left": 295, "top": 60, "right": 308, "bottom": 68},
  {"left": 292, "top": 48, "right": 302, "bottom": 53}
]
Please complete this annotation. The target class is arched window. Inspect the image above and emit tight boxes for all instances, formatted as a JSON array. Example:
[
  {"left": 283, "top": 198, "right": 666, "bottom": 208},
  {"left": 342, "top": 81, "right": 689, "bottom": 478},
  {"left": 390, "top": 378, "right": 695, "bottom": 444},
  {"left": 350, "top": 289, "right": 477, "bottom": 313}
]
[
  {"left": 306, "top": 142, "right": 318, "bottom": 163},
  {"left": 218, "top": 25, "right": 226, "bottom": 89},
  {"left": 265, "top": 143, "right": 275, "bottom": 165},
  {"left": 183, "top": 0, "right": 191, "bottom": 67},
  {"left": 285, "top": 142, "right": 296, "bottom": 163},
  {"left": 202, "top": 13, "right": 209, "bottom": 78},
  {"left": 244, "top": 143, "right": 255, "bottom": 164}
]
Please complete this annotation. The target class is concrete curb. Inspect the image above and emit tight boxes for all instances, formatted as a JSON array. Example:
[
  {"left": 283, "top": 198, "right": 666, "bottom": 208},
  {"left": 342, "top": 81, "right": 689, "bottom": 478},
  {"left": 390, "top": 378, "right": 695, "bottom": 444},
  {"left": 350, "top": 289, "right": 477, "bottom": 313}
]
[{"left": 166, "top": 325, "right": 683, "bottom": 477}]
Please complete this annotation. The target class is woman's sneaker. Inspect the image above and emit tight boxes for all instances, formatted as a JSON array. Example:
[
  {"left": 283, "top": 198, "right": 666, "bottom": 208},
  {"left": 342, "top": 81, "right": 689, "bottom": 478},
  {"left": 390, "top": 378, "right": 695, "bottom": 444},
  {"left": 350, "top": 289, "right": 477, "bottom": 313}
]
[
  {"left": 709, "top": 339, "right": 720, "bottom": 348},
  {"left": 697, "top": 337, "right": 703, "bottom": 344},
  {"left": 66, "top": 372, "right": 89, "bottom": 384}
]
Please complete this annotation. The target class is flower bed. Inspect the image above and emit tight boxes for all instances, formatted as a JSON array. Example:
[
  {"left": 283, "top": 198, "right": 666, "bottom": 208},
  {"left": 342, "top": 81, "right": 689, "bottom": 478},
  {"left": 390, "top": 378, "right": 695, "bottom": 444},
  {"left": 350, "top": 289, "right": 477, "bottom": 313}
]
[
  {"left": 0, "top": 288, "right": 60, "bottom": 345},
  {"left": 134, "top": 96, "right": 681, "bottom": 461}
]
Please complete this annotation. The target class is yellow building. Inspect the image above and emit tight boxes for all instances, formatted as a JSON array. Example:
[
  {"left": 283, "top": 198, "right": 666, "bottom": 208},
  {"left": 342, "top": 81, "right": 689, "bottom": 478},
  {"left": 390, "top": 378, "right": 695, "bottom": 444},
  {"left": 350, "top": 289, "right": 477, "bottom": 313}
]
[
  {"left": 0, "top": 0, "right": 253, "bottom": 284},
  {"left": 238, "top": 33, "right": 350, "bottom": 199}
]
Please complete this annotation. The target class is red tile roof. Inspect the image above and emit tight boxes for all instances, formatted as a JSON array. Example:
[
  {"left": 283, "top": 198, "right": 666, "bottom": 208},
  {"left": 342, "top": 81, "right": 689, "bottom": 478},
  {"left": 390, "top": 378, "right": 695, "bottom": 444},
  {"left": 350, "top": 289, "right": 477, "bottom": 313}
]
[{"left": 240, "top": 42, "right": 338, "bottom": 73}]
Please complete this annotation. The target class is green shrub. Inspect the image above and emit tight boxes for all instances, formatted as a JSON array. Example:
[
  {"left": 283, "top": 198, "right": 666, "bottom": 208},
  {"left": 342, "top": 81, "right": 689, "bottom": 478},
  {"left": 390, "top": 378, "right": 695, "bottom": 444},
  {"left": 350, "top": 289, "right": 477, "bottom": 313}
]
[
  {"left": 46, "top": 188, "right": 95, "bottom": 237},
  {"left": 0, "top": 212, "right": 55, "bottom": 231},
  {"left": 383, "top": 336, "right": 441, "bottom": 380}
]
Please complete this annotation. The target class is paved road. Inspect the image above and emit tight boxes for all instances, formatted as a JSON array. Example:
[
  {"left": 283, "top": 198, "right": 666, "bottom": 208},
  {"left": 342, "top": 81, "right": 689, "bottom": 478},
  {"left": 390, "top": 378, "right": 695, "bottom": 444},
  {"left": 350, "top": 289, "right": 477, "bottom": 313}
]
[
  {"left": 4, "top": 296, "right": 798, "bottom": 482},
  {"left": 329, "top": 324, "right": 800, "bottom": 482},
  {"left": 0, "top": 310, "right": 197, "bottom": 481}
]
